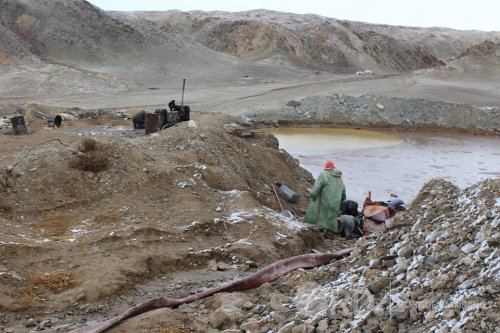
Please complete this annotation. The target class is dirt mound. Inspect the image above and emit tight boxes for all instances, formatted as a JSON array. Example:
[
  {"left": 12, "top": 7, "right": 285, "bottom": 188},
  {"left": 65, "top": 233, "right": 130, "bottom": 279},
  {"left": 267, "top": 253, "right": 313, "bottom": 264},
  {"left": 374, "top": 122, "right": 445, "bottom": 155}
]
[
  {"left": 0, "top": 111, "right": 349, "bottom": 331},
  {"left": 253, "top": 177, "right": 499, "bottom": 332},
  {"left": 53, "top": 177, "right": 498, "bottom": 332},
  {"left": 250, "top": 93, "right": 500, "bottom": 133}
]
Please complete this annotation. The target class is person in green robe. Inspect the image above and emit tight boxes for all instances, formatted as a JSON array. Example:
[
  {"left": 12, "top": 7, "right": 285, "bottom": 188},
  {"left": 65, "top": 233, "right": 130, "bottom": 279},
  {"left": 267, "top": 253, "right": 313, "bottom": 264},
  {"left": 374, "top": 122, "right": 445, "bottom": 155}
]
[{"left": 304, "top": 160, "right": 346, "bottom": 232}]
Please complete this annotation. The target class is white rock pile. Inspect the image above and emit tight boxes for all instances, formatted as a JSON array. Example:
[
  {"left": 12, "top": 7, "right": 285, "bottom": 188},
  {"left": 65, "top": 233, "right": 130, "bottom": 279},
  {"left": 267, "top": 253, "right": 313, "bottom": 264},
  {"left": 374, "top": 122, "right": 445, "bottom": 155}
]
[
  {"left": 199, "top": 178, "right": 498, "bottom": 332},
  {"left": 273, "top": 178, "right": 499, "bottom": 333}
]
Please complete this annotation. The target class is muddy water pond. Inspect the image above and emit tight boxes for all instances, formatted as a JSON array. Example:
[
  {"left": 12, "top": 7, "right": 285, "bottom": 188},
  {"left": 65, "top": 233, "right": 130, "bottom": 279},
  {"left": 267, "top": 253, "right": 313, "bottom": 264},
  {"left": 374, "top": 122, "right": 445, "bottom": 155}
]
[{"left": 265, "top": 128, "right": 500, "bottom": 205}]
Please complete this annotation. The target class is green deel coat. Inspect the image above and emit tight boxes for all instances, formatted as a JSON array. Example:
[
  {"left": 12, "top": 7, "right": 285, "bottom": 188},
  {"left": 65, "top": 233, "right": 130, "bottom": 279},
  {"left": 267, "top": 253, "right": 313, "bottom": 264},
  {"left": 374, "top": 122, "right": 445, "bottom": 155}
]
[{"left": 304, "top": 168, "right": 346, "bottom": 232}]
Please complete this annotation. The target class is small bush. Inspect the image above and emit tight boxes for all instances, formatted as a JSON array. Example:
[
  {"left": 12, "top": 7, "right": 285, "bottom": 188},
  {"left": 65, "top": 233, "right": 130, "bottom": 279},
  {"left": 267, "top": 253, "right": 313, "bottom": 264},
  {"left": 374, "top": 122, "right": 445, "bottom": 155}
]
[
  {"left": 69, "top": 150, "right": 111, "bottom": 173},
  {"left": 18, "top": 288, "right": 45, "bottom": 307},
  {"left": 81, "top": 138, "right": 98, "bottom": 151},
  {"left": 30, "top": 271, "right": 73, "bottom": 291}
]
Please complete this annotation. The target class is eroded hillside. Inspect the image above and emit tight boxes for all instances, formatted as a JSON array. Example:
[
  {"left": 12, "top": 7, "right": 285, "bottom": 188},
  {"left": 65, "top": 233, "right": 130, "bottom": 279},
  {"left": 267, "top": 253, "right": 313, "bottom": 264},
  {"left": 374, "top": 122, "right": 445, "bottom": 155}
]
[
  {"left": 0, "top": 0, "right": 305, "bottom": 89},
  {"left": 121, "top": 9, "right": 499, "bottom": 74}
]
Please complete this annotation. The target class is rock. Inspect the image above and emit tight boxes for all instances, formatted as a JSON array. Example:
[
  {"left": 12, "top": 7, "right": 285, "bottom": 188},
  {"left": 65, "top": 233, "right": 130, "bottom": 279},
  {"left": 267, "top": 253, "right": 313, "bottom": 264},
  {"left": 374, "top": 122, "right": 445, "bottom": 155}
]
[
  {"left": 397, "top": 245, "right": 414, "bottom": 258},
  {"left": 442, "top": 308, "right": 456, "bottom": 319},
  {"left": 381, "top": 324, "right": 397, "bottom": 333},
  {"left": 242, "top": 302, "right": 254, "bottom": 310},
  {"left": 287, "top": 100, "right": 302, "bottom": 107},
  {"left": 270, "top": 294, "right": 288, "bottom": 312},
  {"left": 25, "top": 318, "right": 37, "bottom": 327},
  {"left": 376, "top": 103, "right": 385, "bottom": 110},
  {"left": 366, "top": 317, "right": 381, "bottom": 331},
  {"left": 316, "top": 319, "right": 329, "bottom": 333},
  {"left": 278, "top": 283, "right": 292, "bottom": 294},
  {"left": 216, "top": 262, "right": 232, "bottom": 271},
  {"left": 38, "top": 319, "right": 53, "bottom": 329},
  {"left": 278, "top": 322, "right": 295, "bottom": 333},
  {"left": 240, "top": 319, "right": 261, "bottom": 333},
  {"left": 348, "top": 274, "right": 359, "bottom": 284},
  {"left": 291, "top": 324, "right": 314, "bottom": 333},
  {"left": 367, "top": 276, "right": 390, "bottom": 294},
  {"left": 208, "top": 260, "right": 218, "bottom": 271},
  {"left": 394, "top": 260, "right": 409, "bottom": 274},
  {"left": 209, "top": 305, "right": 242, "bottom": 329},
  {"left": 461, "top": 243, "right": 478, "bottom": 254},
  {"left": 178, "top": 182, "right": 191, "bottom": 189},
  {"left": 460, "top": 255, "right": 473, "bottom": 265},
  {"left": 430, "top": 274, "right": 450, "bottom": 290},
  {"left": 416, "top": 300, "right": 431, "bottom": 313},
  {"left": 459, "top": 279, "right": 474, "bottom": 289},
  {"left": 372, "top": 303, "right": 385, "bottom": 317},
  {"left": 252, "top": 304, "right": 266, "bottom": 314},
  {"left": 425, "top": 311, "right": 436, "bottom": 322},
  {"left": 339, "top": 320, "right": 351, "bottom": 330}
]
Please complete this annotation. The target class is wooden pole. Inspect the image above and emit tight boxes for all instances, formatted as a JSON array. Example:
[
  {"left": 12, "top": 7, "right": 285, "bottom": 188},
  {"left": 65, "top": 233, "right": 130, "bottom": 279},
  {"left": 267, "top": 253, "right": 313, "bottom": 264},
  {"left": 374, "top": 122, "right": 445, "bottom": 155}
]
[{"left": 272, "top": 183, "right": 284, "bottom": 212}]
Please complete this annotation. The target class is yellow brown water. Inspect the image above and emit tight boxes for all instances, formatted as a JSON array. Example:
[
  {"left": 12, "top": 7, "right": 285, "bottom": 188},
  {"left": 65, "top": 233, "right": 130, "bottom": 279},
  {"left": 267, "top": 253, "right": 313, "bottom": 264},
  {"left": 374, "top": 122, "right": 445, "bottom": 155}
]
[
  {"left": 265, "top": 128, "right": 500, "bottom": 204},
  {"left": 265, "top": 128, "right": 403, "bottom": 153}
]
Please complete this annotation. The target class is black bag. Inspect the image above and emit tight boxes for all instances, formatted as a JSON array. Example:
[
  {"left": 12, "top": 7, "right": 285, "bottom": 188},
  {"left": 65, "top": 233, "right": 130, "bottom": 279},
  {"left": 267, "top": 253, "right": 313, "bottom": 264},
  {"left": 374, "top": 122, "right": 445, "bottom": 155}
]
[{"left": 341, "top": 200, "right": 359, "bottom": 217}]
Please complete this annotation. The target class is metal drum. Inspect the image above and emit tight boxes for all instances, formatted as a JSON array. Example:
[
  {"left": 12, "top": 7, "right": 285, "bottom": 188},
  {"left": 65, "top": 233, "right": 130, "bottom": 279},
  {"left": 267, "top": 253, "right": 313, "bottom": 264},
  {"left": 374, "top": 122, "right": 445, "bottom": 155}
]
[
  {"left": 145, "top": 113, "right": 160, "bottom": 134},
  {"left": 158, "top": 109, "right": 168, "bottom": 128},
  {"left": 167, "top": 111, "right": 178, "bottom": 126},
  {"left": 10, "top": 116, "right": 28, "bottom": 135}
]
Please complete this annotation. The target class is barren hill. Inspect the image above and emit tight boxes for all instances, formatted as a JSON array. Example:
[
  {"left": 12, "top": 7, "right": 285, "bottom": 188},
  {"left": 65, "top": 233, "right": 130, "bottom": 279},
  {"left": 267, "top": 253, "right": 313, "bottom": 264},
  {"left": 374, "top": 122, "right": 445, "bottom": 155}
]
[
  {"left": 0, "top": 0, "right": 307, "bottom": 90},
  {"left": 0, "top": 23, "right": 40, "bottom": 64},
  {"left": 354, "top": 23, "right": 500, "bottom": 60},
  {"left": 1, "top": 2, "right": 500, "bottom": 107},
  {"left": 121, "top": 9, "right": 500, "bottom": 74}
]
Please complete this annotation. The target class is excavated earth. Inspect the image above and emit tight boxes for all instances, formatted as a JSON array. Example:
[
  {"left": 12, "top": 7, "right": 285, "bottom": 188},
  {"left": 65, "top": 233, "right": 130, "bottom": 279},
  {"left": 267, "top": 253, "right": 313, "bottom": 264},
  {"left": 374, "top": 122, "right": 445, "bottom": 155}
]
[
  {"left": 0, "top": 106, "right": 498, "bottom": 333},
  {"left": 0, "top": 110, "right": 356, "bottom": 333},
  {"left": 0, "top": 2, "right": 499, "bottom": 333}
]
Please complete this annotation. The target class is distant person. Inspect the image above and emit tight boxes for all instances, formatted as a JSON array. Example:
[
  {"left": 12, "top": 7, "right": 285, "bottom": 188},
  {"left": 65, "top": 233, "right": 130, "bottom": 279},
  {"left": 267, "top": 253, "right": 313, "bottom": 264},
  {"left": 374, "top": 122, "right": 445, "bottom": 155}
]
[
  {"left": 304, "top": 160, "right": 346, "bottom": 232},
  {"left": 47, "top": 115, "right": 62, "bottom": 128},
  {"left": 168, "top": 100, "right": 176, "bottom": 111},
  {"left": 132, "top": 110, "right": 146, "bottom": 129},
  {"left": 53, "top": 115, "right": 62, "bottom": 128}
]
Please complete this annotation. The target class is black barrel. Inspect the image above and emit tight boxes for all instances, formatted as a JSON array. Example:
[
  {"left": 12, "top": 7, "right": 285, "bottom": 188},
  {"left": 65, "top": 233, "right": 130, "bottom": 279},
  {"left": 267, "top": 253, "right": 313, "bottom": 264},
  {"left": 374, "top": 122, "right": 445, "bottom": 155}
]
[
  {"left": 158, "top": 109, "right": 168, "bottom": 128},
  {"left": 10, "top": 116, "right": 28, "bottom": 135},
  {"left": 167, "top": 111, "right": 178, "bottom": 126},
  {"left": 145, "top": 113, "right": 160, "bottom": 134}
]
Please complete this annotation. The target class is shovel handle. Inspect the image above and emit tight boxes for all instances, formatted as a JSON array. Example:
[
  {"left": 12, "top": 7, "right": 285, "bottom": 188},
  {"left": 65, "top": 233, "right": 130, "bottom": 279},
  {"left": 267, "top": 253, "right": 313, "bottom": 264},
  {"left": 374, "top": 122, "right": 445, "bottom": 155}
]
[{"left": 272, "top": 184, "right": 284, "bottom": 212}]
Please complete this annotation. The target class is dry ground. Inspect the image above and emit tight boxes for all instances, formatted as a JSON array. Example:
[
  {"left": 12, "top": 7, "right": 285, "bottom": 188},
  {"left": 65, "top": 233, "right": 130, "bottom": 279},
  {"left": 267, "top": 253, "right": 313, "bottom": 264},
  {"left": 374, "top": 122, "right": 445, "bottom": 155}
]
[{"left": 0, "top": 111, "right": 356, "bottom": 332}]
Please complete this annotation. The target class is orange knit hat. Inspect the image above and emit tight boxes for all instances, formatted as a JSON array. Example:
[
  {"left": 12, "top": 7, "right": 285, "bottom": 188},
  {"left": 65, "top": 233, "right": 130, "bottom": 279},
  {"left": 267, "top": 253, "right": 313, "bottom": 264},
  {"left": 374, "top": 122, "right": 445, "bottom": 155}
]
[{"left": 325, "top": 160, "right": 335, "bottom": 169}]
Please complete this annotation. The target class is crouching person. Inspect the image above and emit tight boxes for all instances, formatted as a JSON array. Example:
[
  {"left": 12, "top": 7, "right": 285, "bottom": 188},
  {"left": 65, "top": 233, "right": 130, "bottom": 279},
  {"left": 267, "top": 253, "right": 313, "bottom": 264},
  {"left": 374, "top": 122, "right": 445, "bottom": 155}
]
[{"left": 336, "top": 214, "right": 364, "bottom": 238}]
